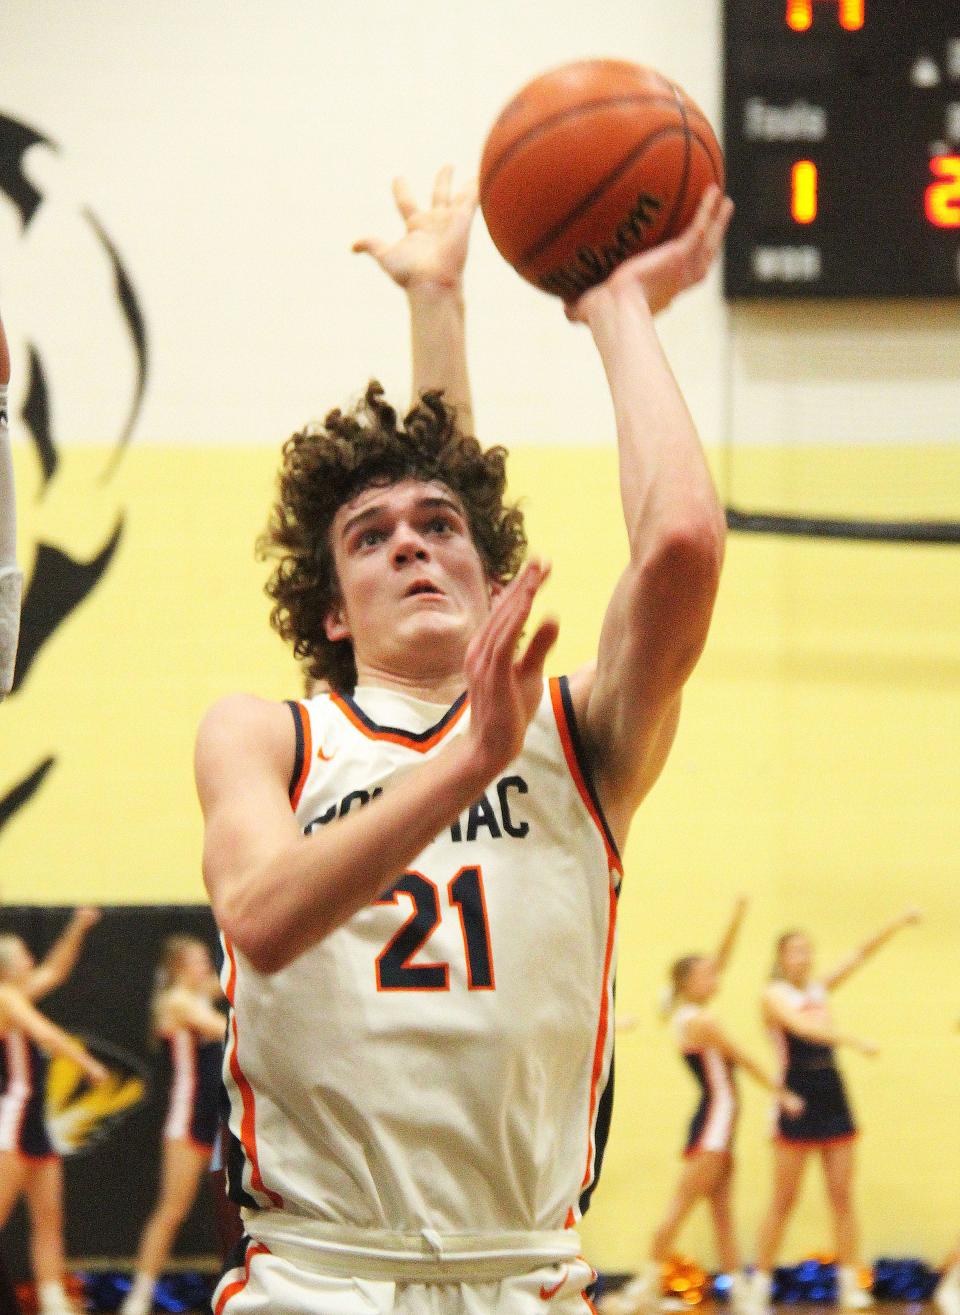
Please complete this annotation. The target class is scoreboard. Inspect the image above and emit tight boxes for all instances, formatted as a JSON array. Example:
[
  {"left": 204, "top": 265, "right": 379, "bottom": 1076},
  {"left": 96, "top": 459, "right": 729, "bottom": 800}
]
[{"left": 723, "top": 1, "right": 960, "bottom": 297}]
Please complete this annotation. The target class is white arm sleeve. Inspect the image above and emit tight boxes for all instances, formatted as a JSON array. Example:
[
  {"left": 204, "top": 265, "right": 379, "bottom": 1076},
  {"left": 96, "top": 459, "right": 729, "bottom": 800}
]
[{"left": 0, "top": 383, "right": 22, "bottom": 697}]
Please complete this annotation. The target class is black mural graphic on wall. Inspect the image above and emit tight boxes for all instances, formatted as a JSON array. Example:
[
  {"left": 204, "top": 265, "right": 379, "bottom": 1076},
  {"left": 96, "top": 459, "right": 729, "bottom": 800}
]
[{"left": 0, "top": 112, "right": 148, "bottom": 832}]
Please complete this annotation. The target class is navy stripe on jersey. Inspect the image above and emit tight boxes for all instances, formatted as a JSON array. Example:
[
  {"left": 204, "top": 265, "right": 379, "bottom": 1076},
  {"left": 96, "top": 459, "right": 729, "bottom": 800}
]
[
  {"left": 579, "top": 1045, "right": 615, "bottom": 1217},
  {"left": 285, "top": 700, "right": 305, "bottom": 800},
  {"left": 225, "top": 1125, "right": 258, "bottom": 1210},
  {"left": 557, "top": 675, "right": 621, "bottom": 866},
  {"left": 338, "top": 689, "right": 467, "bottom": 743}
]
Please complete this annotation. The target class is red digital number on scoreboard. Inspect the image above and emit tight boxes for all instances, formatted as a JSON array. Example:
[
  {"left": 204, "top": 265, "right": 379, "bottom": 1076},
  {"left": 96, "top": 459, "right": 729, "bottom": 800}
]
[
  {"left": 786, "top": 0, "right": 865, "bottom": 32},
  {"left": 926, "top": 156, "right": 960, "bottom": 229}
]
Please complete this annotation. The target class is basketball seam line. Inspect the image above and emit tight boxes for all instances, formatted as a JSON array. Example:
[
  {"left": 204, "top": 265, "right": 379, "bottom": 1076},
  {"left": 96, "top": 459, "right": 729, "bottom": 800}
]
[
  {"left": 480, "top": 92, "right": 711, "bottom": 201},
  {"left": 518, "top": 121, "right": 706, "bottom": 269},
  {"left": 661, "top": 86, "right": 693, "bottom": 242}
]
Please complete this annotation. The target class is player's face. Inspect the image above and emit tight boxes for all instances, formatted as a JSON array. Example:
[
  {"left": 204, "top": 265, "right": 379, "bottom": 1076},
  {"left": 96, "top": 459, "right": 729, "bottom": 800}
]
[
  {"left": 779, "top": 934, "right": 813, "bottom": 983},
  {"left": 326, "top": 478, "right": 494, "bottom": 683}
]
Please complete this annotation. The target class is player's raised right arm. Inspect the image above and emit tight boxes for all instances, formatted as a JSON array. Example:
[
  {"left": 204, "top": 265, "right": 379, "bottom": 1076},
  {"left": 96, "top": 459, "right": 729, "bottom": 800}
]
[{"left": 197, "top": 563, "right": 556, "bottom": 974}]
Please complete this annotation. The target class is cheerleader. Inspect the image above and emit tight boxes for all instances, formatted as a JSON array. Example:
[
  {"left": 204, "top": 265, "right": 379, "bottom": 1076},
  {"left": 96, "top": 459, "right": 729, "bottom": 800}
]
[
  {"left": 936, "top": 1241, "right": 960, "bottom": 1315},
  {"left": 121, "top": 936, "right": 226, "bottom": 1315},
  {"left": 0, "top": 910, "right": 106, "bottom": 1315},
  {"left": 603, "top": 900, "right": 803, "bottom": 1315},
  {"left": 747, "top": 909, "right": 921, "bottom": 1314}
]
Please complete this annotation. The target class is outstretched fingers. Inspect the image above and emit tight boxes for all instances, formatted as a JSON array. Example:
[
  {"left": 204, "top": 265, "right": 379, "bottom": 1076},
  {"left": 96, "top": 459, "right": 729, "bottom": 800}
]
[
  {"left": 515, "top": 615, "right": 560, "bottom": 683},
  {"left": 467, "top": 561, "right": 550, "bottom": 682},
  {"left": 392, "top": 175, "right": 419, "bottom": 223},
  {"left": 351, "top": 234, "right": 387, "bottom": 259},
  {"left": 680, "top": 185, "right": 734, "bottom": 281},
  {"left": 432, "top": 164, "right": 454, "bottom": 209}
]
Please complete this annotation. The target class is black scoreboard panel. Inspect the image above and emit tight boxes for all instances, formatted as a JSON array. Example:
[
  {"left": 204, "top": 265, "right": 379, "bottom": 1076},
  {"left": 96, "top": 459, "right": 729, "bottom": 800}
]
[{"left": 723, "top": 1, "right": 960, "bottom": 297}]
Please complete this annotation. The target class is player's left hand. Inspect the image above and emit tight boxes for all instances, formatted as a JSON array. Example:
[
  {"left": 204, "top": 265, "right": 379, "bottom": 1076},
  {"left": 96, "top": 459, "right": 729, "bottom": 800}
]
[
  {"left": 567, "top": 185, "right": 734, "bottom": 320},
  {"left": 352, "top": 165, "right": 478, "bottom": 293},
  {"left": 464, "top": 560, "right": 559, "bottom": 779},
  {"left": 73, "top": 907, "right": 102, "bottom": 932}
]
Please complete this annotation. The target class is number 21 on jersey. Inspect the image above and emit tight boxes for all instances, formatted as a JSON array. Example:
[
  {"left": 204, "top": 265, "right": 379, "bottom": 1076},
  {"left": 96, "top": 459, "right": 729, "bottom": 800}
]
[{"left": 375, "top": 867, "right": 495, "bottom": 992}]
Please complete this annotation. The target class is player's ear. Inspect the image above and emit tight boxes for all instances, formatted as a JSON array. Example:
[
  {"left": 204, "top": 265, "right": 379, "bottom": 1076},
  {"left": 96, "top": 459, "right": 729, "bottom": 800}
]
[{"left": 324, "top": 603, "right": 351, "bottom": 643}]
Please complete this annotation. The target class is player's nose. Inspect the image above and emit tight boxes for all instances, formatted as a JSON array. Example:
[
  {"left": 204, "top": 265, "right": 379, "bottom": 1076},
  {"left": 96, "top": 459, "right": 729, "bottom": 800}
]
[{"left": 391, "top": 524, "right": 430, "bottom": 565}]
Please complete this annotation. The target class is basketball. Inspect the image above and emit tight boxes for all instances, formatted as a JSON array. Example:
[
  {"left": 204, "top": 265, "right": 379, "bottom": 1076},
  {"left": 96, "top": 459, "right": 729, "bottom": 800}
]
[{"left": 479, "top": 59, "right": 724, "bottom": 298}]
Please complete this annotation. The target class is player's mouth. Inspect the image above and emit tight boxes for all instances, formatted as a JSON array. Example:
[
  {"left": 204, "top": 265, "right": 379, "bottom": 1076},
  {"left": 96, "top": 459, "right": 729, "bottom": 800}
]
[{"left": 404, "top": 578, "right": 446, "bottom": 600}]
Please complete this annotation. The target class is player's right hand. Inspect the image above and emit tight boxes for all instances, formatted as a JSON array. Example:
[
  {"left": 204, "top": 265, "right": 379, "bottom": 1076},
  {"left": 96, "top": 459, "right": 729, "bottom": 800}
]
[
  {"left": 567, "top": 184, "right": 733, "bottom": 320},
  {"left": 464, "top": 560, "right": 558, "bottom": 778}
]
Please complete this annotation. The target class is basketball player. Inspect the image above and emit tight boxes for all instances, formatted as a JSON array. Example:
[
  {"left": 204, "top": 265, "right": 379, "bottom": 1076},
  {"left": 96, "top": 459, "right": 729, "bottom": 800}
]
[
  {"left": 746, "top": 910, "right": 921, "bottom": 1315},
  {"left": 121, "top": 936, "right": 227, "bottom": 1315},
  {"left": 0, "top": 909, "right": 107, "bottom": 1315},
  {"left": 0, "top": 305, "right": 23, "bottom": 698},
  {"left": 603, "top": 900, "right": 803, "bottom": 1315},
  {"left": 196, "top": 167, "right": 733, "bottom": 1314}
]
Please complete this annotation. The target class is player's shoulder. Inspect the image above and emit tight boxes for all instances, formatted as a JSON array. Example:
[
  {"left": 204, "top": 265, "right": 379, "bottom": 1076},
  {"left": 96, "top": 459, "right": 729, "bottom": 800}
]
[
  {"left": 195, "top": 694, "right": 298, "bottom": 786},
  {"left": 198, "top": 692, "right": 292, "bottom": 744}
]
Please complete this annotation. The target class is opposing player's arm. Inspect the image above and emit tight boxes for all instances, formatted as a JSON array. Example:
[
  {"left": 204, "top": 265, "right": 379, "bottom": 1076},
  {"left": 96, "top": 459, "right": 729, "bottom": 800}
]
[
  {"left": 353, "top": 165, "right": 477, "bottom": 432},
  {"left": 24, "top": 906, "right": 101, "bottom": 1002},
  {"left": 161, "top": 988, "right": 227, "bottom": 1043},
  {"left": 197, "top": 564, "right": 557, "bottom": 974},
  {"left": 0, "top": 986, "right": 107, "bottom": 1082},
  {"left": 565, "top": 188, "right": 733, "bottom": 848},
  {"left": 690, "top": 1014, "right": 803, "bottom": 1112},
  {"left": 822, "top": 906, "right": 922, "bottom": 992},
  {"left": 762, "top": 984, "right": 877, "bottom": 1055}
]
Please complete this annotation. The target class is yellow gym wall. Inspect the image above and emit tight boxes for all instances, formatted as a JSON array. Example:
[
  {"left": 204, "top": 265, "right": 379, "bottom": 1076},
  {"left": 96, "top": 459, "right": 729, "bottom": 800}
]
[{"left": 6, "top": 437, "right": 959, "bottom": 1267}]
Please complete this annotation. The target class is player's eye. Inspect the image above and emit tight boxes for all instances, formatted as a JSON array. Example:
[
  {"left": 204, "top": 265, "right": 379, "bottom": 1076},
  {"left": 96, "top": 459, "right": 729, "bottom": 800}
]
[{"left": 358, "top": 528, "right": 386, "bottom": 548}]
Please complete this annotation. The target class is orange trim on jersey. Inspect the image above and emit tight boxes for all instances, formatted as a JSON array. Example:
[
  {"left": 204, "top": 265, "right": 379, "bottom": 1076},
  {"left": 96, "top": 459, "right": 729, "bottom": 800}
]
[
  {"left": 213, "top": 1240, "right": 271, "bottom": 1315},
  {"left": 289, "top": 701, "right": 312, "bottom": 809},
  {"left": 330, "top": 690, "right": 469, "bottom": 753},
  {"left": 222, "top": 939, "right": 284, "bottom": 1208},
  {"left": 580, "top": 880, "right": 618, "bottom": 1193},
  {"left": 548, "top": 677, "right": 622, "bottom": 876}
]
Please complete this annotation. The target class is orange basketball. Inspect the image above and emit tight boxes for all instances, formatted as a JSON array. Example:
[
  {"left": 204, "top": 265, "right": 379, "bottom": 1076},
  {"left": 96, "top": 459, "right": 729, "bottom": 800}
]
[{"left": 479, "top": 59, "right": 724, "bottom": 298}]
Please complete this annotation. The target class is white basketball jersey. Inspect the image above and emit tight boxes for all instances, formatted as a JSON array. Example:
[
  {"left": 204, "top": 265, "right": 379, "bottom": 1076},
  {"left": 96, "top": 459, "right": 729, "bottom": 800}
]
[{"left": 220, "top": 677, "right": 620, "bottom": 1236}]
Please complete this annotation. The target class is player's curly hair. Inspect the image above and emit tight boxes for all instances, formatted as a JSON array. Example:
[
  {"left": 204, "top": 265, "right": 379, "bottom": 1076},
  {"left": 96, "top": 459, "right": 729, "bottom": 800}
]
[{"left": 259, "top": 381, "right": 527, "bottom": 694}]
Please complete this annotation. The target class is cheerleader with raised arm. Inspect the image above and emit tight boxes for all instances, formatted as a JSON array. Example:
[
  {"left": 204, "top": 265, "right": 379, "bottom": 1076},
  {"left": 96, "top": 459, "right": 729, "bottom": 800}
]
[
  {"left": 746, "top": 909, "right": 921, "bottom": 1315},
  {"left": 604, "top": 899, "right": 803, "bottom": 1315},
  {"left": 121, "top": 936, "right": 226, "bottom": 1315},
  {"left": 0, "top": 911, "right": 106, "bottom": 1315}
]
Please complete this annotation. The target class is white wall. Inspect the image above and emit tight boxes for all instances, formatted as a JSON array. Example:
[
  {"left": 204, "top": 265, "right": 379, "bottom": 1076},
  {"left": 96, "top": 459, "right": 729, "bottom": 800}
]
[
  {"left": 4, "top": 1, "right": 956, "bottom": 459},
  {"left": 2, "top": 0, "right": 722, "bottom": 453}
]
